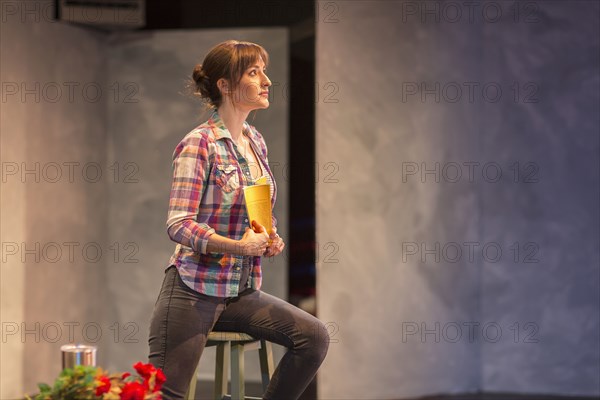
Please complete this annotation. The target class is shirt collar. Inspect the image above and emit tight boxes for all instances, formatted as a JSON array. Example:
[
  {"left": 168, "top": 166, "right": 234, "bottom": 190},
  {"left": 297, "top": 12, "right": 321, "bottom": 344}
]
[{"left": 208, "top": 109, "right": 251, "bottom": 141}]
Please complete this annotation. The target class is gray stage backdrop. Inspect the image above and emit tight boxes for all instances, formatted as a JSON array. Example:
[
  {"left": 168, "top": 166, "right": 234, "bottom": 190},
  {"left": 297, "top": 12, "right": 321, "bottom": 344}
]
[
  {"left": 2, "top": 0, "right": 599, "bottom": 399},
  {"left": 316, "top": 0, "right": 599, "bottom": 399}
]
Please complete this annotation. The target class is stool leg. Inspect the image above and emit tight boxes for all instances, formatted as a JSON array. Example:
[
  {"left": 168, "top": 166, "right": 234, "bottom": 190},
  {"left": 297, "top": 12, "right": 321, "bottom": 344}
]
[
  {"left": 214, "top": 342, "right": 229, "bottom": 400},
  {"left": 186, "top": 360, "right": 201, "bottom": 400},
  {"left": 258, "top": 339, "right": 274, "bottom": 392},
  {"left": 230, "top": 342, "right": 245, "bottom": 400}
]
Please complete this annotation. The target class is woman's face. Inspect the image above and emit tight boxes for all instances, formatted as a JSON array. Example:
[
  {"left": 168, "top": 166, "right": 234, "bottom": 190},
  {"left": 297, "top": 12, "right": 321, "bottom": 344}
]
[{"left": 231, "top": 57, "right": 271, "bottom": 111}]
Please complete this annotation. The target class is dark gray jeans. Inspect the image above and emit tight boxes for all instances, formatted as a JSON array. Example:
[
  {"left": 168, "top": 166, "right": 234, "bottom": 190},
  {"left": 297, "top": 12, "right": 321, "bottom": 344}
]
[{"left": 148, "top": 265, "right": 330, "bottom": 400}]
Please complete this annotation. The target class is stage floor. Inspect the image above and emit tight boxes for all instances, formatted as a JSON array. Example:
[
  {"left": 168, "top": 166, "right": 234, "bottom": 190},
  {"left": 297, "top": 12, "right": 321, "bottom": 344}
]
[{"left": 190, "top": 379, "right": 597, "bottom": 400}]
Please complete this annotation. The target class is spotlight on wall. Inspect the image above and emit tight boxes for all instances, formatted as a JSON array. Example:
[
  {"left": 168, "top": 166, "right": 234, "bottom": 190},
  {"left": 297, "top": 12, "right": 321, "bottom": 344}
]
[{"left": 56, "top": 0, "right": 145, "bottom": 30}]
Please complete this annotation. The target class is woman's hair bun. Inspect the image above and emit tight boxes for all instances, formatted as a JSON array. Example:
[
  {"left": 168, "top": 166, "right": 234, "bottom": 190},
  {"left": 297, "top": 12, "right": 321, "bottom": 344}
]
[{"left": 192, "top": 64, "right": 211, "bottom": 99}]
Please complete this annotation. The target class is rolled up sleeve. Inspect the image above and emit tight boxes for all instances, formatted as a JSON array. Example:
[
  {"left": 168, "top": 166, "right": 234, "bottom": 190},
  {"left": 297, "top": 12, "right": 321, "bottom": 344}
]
[{"left": 166, "top": 135, "right": 215, "bottom": 254}]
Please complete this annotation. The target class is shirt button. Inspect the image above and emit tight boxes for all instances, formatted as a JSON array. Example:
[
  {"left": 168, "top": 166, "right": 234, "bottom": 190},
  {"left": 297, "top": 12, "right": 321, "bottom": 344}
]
[{"left": 244, "top": 218, "right": 248, "bottom": 222}]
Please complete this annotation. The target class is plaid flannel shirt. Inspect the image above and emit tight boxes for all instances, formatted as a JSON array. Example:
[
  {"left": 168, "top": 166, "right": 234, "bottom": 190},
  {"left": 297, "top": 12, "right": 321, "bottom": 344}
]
[{"left": 166, "top": 109, "right": 278, "bottom": 297}]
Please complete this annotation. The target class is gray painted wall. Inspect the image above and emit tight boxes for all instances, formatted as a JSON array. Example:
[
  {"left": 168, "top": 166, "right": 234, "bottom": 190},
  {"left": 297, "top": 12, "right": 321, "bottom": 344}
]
[
  {"left": 479, "top": 2, "right": 599, "bottom": 394},
  {"left": 1, "top": 4, "right": 109, "bottom": 397},
  {"left": 316, "top": 0, "right": 599, "bottom": 399}
]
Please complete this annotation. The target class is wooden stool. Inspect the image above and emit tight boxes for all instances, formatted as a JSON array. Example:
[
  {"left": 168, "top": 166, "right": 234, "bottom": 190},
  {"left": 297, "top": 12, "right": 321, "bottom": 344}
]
[{"left": 186, "top": 331, "right": 274, "bottom": 400}]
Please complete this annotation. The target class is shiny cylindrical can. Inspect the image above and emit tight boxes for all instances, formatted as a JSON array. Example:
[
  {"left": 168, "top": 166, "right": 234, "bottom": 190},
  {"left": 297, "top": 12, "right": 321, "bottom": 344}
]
[{"left": 61, "top": 344, "right": 97, "bottom": 369}]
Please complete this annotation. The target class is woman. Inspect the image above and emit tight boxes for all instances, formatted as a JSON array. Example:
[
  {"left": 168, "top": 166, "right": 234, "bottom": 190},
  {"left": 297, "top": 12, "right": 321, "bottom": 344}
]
[{"left": 148, "top": 40, "right": 330, "bottom": 400}]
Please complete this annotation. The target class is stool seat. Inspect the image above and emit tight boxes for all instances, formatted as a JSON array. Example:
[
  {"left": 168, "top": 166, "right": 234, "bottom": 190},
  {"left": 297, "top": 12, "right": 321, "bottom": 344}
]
[
  {"left": 207, "top": 331, "right": 258, "bottom": 343},
  {"left": 186, "top": 331, "right": 274, "bottom": 400}
]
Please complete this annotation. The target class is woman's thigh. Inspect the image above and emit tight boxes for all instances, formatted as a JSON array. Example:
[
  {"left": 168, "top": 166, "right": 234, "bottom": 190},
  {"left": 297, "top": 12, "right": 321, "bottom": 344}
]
[
  {"left": 148, "top": 266, "right": 226, "bottom": 398},
  {"left": 214, "top": 289, "right": 329, "bottom": 350}
]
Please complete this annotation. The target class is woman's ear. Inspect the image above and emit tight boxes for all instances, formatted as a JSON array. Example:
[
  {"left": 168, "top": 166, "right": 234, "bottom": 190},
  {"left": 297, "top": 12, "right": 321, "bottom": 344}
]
[{"left": 217, "top": 78, "right": 230, "bottom": 95}]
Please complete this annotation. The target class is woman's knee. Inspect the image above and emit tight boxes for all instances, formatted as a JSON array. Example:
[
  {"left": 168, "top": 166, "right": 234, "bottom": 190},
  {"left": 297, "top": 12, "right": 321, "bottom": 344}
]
[{"left": 297, "top": 318, "right": 330, "bottom": 363}]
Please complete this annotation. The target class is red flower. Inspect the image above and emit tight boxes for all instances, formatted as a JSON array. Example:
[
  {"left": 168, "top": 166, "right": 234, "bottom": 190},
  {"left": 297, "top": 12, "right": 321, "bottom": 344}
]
[
  {"left": 133, "top": 362, "right": 156, "bottom": 380},
  {"left": 122, "top": 372, "right": 131, "bottom": 380},
  {"left": 120, "top": 381, "right": 146, "bottom": 400},
  {"left": 154, "top": 369, "right": 166, "bottom": 392},
  {"left": 95, "top": 375, "right": 111, "bottom": 396}
]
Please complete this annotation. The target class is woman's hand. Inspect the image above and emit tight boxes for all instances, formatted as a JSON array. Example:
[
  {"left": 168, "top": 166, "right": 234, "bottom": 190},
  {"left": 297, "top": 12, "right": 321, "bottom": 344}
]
[
  {"left": 263, "top": 227, "right": 285, "bottom": 257},
  {"left": 238, "top": 220, "right": 270, "bottom": 256}
]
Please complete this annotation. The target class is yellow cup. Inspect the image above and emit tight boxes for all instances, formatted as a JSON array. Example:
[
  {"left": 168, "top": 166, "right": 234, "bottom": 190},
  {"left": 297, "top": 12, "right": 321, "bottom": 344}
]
[{"left": 243, "top": 184, "right": 272, "bottom": 235}]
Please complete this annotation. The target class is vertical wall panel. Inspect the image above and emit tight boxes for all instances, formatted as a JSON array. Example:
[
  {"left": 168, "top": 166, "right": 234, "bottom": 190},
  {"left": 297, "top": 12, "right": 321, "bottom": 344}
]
[
  {"left": 479, "top": 1, "right": 600, "bottom": 395},
  {"left": 316, "top": 0, "right": 599, "bottom": 398},
  {"left": 1, "top": 1, "right": 109, "bottom": 396}
]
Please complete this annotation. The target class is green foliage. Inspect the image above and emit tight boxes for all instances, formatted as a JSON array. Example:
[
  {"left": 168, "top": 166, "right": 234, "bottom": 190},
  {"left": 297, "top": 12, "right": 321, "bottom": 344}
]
[{"left": 31, "top": 365, "right": 100, "bottom": 400}]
